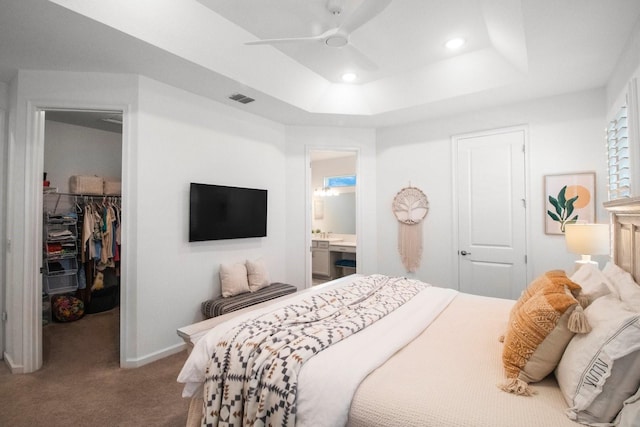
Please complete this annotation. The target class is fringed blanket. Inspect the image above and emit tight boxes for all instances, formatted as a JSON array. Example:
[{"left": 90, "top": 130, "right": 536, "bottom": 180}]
[{"left": 201, "top": 274, "right": 429, "bottom": 427}]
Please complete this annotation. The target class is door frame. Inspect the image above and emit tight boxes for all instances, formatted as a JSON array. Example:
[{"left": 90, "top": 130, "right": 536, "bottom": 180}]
[
  {"left": 450, "top": 125, "right": 531, "bottom": 291},
  {"left": 22, "top": 101, "right": 129, "bottom": 372},
  {"left": 0, "top": 107, "right": 6, "bottom": 360},
  {"left": 305, "top": 146, "right": 361, "bottom": 289}
]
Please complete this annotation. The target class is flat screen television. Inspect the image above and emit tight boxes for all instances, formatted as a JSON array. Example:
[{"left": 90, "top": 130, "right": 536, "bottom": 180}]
[{"left": 189, "top": 183, "right": 268, "bottom": 242}]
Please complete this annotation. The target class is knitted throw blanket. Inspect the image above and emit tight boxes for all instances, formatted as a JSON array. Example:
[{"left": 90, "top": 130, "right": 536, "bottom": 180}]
[{"left": 201, "top": 274, "right": 429, "bottom": 427}]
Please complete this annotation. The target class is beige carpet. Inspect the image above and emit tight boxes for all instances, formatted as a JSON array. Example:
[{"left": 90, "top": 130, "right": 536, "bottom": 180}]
[{"left": 0, "top": 307, "right": 191, "bottom": 427}]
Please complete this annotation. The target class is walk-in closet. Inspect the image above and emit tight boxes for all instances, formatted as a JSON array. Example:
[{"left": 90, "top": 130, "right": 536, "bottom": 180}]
[{"left": 42, "top": 110, "right": 123, "bottom": 367}]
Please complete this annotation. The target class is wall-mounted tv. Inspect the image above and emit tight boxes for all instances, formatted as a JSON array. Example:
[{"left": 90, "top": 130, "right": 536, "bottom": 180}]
[{"left": 189, "top": 183, "right": 268, "bottom": 242}]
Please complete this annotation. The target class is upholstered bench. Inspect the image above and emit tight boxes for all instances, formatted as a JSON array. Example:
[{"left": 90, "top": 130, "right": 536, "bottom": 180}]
[{"left": 201, "top": 282, "right": 297, "bottom": 319}]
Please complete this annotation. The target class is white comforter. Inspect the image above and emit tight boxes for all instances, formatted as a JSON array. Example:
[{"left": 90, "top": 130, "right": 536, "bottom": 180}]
[{"left": 177, "top": 275, "right": 457, "bottom": 426}]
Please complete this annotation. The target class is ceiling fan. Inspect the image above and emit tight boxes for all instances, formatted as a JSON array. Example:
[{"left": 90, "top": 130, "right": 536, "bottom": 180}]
[{"left": 245, "top": 0, "right": 392, "bottom": 71}]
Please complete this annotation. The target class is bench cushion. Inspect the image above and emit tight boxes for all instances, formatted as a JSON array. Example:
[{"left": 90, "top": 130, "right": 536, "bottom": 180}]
[{"left": 201, "top": 282, "right": 297, "bottom": 318}]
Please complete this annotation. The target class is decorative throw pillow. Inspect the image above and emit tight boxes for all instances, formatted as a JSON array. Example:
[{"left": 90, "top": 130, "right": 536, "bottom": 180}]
[
  {"left": 602, "top": 262, "right": 640, "bottom": 311},
  {"left": 501, "top": 271, "right": 590, "bottom": 395},
  {"left": 219, "top": 262, "right": 250, "bottom": 297},
  {"left": 507, "top": 270, "right": 577, "bottom": 321},
  {"left": 501, "top": 270, "right": 584, "bottom": 341},
  {"left": 556, "top": 294, "right": 640, "bottom": 425},
  {"left": 246, "top": 258, "right": 270, "bottom": 292},
  {"left": 616, "top": 386, "right": 640, "bottom": 427},
  {"left": 570, "top": 263, "right": 613, "bottom": 304}
]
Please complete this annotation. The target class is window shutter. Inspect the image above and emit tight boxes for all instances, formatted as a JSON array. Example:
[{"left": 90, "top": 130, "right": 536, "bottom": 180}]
[{"left": 607, "top": 105, "right": 630, "bottom": 199}]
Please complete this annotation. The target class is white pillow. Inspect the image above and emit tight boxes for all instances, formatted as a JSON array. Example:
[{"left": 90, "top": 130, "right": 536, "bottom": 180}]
[
  {"left": 555, "top": 294, "right": 640, "bottom": 425},
  {"left": 602, "top": 262, "right": 640, "bottom": 311},
  {"left": 246, "top": 258, "right": 270, "bottom": 292},
  {"left": 616, "top": 386, "right": 640, "bottom": 427},
  {"left": 570, "top": 263, "right": 613, "bottom": 303},
  {"left": 219, "top": 262, "right": 250, "bottom": 297}
]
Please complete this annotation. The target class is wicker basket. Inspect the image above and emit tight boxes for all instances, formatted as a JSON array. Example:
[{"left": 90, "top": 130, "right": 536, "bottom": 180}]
[
  {"left": 69, "top": 175, "right": 103, "bottom": 195},
  {"left": 103, "top": 179, "right": 121, "bottom": 195}
]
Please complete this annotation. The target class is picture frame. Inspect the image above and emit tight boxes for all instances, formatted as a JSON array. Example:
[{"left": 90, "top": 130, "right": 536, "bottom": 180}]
[{"left": 544, "top": 172, "right": 596, "bottom": 235}]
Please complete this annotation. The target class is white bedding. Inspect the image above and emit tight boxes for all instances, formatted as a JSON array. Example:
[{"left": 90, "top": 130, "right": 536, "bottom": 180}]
[
  {"left": 177, "top": 274, "right": 457, "bottom": 426},
  {"left": 348, "top": 292, "right": 580, "bottom": 427}
]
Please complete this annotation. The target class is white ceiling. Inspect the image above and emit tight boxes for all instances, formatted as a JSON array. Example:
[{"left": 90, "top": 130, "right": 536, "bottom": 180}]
[
  {"left": 1, "top": 0, "right": 639, "bottom": 128},
  {"left": 45, "top": 110, "right": 123, "bottom": 134},
  {"left": 200, "top": 0, "right": 498, "bottom": 84}
]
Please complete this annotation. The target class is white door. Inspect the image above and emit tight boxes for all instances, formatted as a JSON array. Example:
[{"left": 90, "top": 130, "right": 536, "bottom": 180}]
[{"left": 456, "top": 127, "right": 527, "bottom": 299}]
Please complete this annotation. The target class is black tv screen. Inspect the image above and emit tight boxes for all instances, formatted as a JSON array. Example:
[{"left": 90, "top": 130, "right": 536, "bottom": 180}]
[{"left": 189, "top": 183, "right": 267, "bottom": 242}]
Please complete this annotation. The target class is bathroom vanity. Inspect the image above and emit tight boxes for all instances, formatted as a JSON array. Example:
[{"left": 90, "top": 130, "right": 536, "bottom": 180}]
[{"left": 311, "top": 237, "right": 356, "bottom": 280}]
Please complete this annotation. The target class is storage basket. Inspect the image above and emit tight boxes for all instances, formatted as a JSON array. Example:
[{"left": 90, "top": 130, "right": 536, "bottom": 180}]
[
  {"left": 69, "top": 175, "right": 103, "bottom": 195},
  {"left": 44, "top": 274, "right": 78, "bottom": 295},
  {"left": 103, "top": 179, "right": 121, "bottom": 195}
]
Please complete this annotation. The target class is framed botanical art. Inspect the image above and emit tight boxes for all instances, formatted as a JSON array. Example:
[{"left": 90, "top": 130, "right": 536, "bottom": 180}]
[{"left": 544, "top": 172, "right": 596, "bottom": 235}]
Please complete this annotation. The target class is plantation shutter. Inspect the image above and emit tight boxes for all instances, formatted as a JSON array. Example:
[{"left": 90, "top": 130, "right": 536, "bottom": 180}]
[
  {"left": 607, "top": 105, "right": 630, "bottom": 199},
  {"left": 608, "top": 78, "right": 640, "bottom": 201}
]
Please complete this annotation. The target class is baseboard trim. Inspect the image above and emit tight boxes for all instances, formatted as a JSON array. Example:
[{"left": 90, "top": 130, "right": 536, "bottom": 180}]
[
  {"left": 3, "top": 352, "right": 23, "bottom": 374},
  {"left": 122, "top": 342, "right": 187, "bottom": 369}
]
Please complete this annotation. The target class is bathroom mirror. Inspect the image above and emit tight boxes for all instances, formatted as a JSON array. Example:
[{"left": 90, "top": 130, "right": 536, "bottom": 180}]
[{"left": 313, "top": 192, "right": 356, "bottom": 234}]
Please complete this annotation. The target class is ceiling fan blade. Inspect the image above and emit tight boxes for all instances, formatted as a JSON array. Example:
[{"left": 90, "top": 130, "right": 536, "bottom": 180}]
[
  {"left": 339, "top": 0, "right": 392, "bottom": 35},
  {"left": 245, "top": 35, "right": 324, "bottom": 46},
  {"left": 344, "top": 44, "right": 378, "bottom": 71},
  {"left": 246, "top": 28, "right": 339, "bottom": 46}
]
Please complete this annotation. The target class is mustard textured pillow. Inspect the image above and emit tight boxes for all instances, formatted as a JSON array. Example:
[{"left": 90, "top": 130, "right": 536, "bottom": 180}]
[
  {"left": 501, "top": 271, "right": 590, "bottom": 395},
  {"left": 508, "top": 270, "right": 575, "bottom": 321}
]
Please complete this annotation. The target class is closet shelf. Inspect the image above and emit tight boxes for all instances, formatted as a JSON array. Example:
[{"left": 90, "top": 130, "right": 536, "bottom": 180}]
[{"left": 43, "top": 211, "right": 79, "bottom": 295}]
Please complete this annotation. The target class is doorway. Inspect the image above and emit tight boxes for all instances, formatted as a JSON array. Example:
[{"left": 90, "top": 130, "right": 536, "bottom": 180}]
[
  {"left": 453, "top": 126, "right": 528, "bottom": 299},
  {"left": 41, "top": 109, "right": 123, "bottom": 367},
  {"left": 308, "top": 149, "right": 358, "bottom": 287}
]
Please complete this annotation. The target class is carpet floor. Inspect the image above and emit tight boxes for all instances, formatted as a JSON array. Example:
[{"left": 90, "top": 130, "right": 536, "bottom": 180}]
[{"left": 0, "top": 307, "right": 191, "bottom": 426}]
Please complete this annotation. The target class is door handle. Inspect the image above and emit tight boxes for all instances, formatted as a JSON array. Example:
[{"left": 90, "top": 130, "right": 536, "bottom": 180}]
[{"left": 460, "top": 250, "right": 471, "bottom": 256}]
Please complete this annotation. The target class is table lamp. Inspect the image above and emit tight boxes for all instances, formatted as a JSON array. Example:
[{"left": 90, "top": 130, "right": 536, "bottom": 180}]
[{"left": 564, "top": 223, "right": 610, "bottom": 270}]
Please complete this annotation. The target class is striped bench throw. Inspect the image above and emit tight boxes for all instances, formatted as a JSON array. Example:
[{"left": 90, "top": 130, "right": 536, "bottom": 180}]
[{"left": 201, "top": 282, "right": 297, "bottom": 319}]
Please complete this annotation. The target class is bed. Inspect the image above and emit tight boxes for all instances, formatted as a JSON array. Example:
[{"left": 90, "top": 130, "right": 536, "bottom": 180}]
[{"left": 177, "top": 198, "right": 640, "bottom": 427}]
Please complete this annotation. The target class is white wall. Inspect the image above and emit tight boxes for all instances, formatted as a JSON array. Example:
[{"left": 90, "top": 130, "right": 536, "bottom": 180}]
[
  {"left": 5, "top": 70, "right": 137, "bottom": 373},
  {"left": 607, "top": 17, "right": 640, "bottom": 113},
  {"left": 4, "top": 70, "right": 288, "bottom": 372},
  {"left": 376, "top": 88, "right": 608, "bottom": 292},
  {"left": 44, "top": 120, "right": 122, "bottom": 193},
  {"left": 133, "top": 76, "right": 287, "bottom": 361},
  {"left": 285, "top": 126, "right": 377, "bottom": 288}
]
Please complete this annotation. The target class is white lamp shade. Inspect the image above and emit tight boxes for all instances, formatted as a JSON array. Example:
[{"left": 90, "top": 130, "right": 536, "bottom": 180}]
[{"left": 564, "top": 223, "right": 610, "bottom": 255}]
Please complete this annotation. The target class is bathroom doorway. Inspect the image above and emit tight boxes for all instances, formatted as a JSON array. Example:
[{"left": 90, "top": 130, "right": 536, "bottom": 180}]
[{"left": 309, "top": 150, "right": 358, "bottom": 286}]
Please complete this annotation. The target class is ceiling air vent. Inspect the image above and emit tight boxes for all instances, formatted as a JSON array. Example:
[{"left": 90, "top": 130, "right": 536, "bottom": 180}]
[{"left": 228, "top": 93, "right": 255, "bottom": 104}]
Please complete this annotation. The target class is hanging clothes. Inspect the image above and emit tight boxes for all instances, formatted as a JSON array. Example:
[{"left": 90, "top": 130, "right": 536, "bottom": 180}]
[{"left": 73, "top": 195, "right": 122, "bottom": 307}]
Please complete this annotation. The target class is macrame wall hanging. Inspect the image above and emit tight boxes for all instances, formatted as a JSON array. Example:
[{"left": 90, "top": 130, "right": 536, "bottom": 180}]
[{"left": 392, "top": 186, "right": 429, "bottom": 273}]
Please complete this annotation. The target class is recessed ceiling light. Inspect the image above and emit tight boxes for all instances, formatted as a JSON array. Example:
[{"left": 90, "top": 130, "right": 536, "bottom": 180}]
[
  {"left": 445, "top": 38, "right": 466, "bottom": 50},
  {"left": 342, "top": 72, "right": 357, "bottom": 83}
]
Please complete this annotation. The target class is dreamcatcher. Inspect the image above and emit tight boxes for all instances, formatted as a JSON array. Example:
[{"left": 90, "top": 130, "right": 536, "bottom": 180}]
[{"left": 392, "top": 186, "right": 429, "bottom": 273}]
